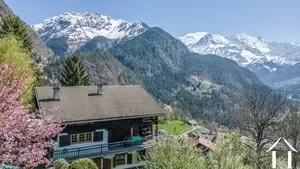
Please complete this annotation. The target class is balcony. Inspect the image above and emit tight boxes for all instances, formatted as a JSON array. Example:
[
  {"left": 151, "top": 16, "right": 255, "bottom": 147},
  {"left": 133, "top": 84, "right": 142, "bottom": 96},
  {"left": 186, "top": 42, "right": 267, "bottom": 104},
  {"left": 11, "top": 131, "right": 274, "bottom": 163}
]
[{"left": 53, "top": 140, "right": 146, "bottom": 160}]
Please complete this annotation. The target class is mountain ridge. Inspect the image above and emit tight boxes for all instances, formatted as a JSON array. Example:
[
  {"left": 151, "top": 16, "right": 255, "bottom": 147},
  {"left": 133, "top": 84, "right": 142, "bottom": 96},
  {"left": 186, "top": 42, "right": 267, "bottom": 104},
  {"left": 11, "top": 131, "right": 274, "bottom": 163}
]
[
  {"left": 33, "top": 12, "right": 149, "bottom": 55},
  {"left": 108, "top": 27, "right": 263, "bottom": 125},
  {"left": 180, "top": 31, "right": 300, "bottom": 66},
  {"left": 33, "top": 12, "right": 300, "bottom": 92},
  {"left": 179, "top": 31, "right": 300, "bottom": 88},
  {"left": 33, "top": 12, "right": 267, "bottom": 124}
]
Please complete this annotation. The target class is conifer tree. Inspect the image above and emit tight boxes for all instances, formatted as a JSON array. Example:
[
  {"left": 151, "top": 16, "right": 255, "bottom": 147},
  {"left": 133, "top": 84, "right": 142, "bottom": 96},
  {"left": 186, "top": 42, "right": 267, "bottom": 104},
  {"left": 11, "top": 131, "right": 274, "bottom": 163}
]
[
  {"left": 0, "top": 14, "right": 33, "bottom": 54},
  {"left": 60, "top": 55, "right": 90, "bottom": 86}
]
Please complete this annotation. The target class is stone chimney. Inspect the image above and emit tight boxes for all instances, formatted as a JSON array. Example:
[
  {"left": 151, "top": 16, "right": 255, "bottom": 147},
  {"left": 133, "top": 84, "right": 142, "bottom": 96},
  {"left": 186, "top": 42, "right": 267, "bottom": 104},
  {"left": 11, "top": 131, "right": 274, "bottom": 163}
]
[
  {"left": 97, "top": 83, "right": 103, "bottom": 95},
  {"left": 53, "top": 84, "right": 60, "bottom": 100}
]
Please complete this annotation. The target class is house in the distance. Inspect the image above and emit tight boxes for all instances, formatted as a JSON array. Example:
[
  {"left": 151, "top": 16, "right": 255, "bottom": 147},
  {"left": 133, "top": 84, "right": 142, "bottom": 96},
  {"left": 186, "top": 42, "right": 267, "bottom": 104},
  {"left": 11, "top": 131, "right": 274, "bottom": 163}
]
[
  {"left": 187, "top": 119, "right": 197, "bottom": 127},
  {"left": 188, "top": 128, "right": 216, "bottom": 152},
  {"left": 34, "top": 84, "right": 165, "bottom": 169}
]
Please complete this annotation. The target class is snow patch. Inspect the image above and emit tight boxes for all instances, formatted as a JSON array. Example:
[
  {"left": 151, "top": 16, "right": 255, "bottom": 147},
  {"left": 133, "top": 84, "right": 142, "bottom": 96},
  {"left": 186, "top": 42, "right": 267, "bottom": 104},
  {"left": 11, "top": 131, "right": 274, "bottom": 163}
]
[
  {"left": 179, "top": 31, "right": 300, "bottom": 69},
  {"left": 179, "top": 32, "right": 208, "bottom": 46},
  {"left": 263, "top": 65, "right": 277, "bottom": 72}
]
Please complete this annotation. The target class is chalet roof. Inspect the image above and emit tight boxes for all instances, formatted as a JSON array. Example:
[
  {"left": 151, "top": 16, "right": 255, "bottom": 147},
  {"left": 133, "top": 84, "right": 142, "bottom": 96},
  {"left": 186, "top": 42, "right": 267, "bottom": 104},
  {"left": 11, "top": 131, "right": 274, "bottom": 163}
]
[{"left": 34, "top": 85, "right": 165, "bottom": 124}]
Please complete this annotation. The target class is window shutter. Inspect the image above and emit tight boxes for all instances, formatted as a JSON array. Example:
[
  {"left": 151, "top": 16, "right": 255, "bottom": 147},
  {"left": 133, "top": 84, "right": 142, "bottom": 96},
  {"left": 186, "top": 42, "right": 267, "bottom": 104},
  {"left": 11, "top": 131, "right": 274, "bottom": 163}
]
[
  {"left": 127, "top": 153, "right": 133, "bottom": 164},
  {"left": 94, "top": 131, "right": 104, "bottom": 142},
  {"left": 59, "top": 134, "right": 70, "bottom": 147},
  {"left": 138, "top": 150, "right": 146, "bottom": 161},
  {"left": 108, "top": 130, "right": 112, "bottom": 142},
  {"left": 113, "top": 156, "right": 116, "bottom": 168}
]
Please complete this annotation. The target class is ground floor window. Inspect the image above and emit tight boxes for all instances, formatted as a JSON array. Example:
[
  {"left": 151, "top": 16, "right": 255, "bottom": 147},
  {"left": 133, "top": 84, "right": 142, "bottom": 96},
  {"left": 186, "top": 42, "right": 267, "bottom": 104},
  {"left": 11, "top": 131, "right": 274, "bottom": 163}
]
[
  {"left": 115, "top": 153, "right": 126, "bottom": 166},
  {"left": 70, "top": 132, "right": 92, "bottom": 144}
]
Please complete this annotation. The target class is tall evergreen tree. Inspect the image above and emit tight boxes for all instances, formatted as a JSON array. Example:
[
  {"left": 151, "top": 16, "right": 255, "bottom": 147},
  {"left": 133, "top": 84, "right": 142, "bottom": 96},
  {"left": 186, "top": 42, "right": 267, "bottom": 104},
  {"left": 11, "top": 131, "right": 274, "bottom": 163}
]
[
  {"left": 60, "top": 55, "right": 90, "bottom": 86},
  {"left": 0, "top": 14, "right": 33, "bottom": 54}
]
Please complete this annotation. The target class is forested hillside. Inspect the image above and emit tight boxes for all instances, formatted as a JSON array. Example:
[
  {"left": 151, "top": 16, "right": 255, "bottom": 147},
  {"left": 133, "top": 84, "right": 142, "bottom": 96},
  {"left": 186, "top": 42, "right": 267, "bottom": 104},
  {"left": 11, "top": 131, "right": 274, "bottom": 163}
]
[
  {"left": 42, "top": 26, "right": 265, "bottom": 125},
  {"left": 26, "top": 8, "right": 267, "bottom": 125},
  {"left": 44, "top": 50, "right": 139, "bottom": 85},
  {"left": 0, "top": 0, "right": 54, "bottom": 65},
  {"left": 109, "top": 27, "right": 263, "bottom": 125}
]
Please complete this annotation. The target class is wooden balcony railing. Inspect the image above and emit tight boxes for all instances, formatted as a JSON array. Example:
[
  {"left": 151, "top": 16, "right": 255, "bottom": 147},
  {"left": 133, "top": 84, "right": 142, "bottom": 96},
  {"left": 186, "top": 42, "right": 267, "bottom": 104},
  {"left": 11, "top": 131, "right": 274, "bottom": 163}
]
[{"left": 53, "top": 140, "right": 145, "bottom": 160}]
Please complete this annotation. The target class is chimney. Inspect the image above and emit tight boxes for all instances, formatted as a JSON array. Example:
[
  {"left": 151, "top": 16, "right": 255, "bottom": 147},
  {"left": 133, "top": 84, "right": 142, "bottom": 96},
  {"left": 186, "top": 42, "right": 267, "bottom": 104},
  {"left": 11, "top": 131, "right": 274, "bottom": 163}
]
[
  {"left": 53, "top": 84, "right": 60, "bottom": 100},
  {"left": 97, "top": 83, "right": 103, "bottom": 95}
]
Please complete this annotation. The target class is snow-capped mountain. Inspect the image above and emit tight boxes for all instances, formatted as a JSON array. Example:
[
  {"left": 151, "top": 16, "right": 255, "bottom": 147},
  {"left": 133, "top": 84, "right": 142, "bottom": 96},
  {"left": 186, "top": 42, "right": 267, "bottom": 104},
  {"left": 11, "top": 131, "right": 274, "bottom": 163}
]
[
  {"left": 33, "top": 12, "right": 149, "bottom": 54},
  {"left": 33, "top": 12, "right": 300, "bottom": 97},
  {"left": 179, "top": 32, "right": 300, "bottom": 87}
]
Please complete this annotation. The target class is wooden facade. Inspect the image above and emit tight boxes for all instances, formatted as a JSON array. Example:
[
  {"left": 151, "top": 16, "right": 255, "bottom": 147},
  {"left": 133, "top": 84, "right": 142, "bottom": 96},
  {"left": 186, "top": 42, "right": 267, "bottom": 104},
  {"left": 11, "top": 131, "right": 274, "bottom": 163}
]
[
  {"left": 92, "top": 150, "right": 147, "bottom": 169},
  {"left": 35, "top": 85, "right": 164, "bottom": 169},
  {"left": 57, "top": 117, "right": 155, "bottom": 148},
  {"left": 52, "top": 117, "right": 158, "bottom": 168}
]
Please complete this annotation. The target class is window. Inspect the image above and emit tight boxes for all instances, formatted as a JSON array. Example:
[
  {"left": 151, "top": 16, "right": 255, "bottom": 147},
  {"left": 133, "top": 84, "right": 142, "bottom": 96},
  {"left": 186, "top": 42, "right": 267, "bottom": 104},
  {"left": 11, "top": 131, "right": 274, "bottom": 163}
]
[
  {"left": 70, "top": 132, "right": 92, "bottom": 144},
  {"left": 94, "top": 131, "right": 103, "bottom": 142},
  {"left": 115, "top": 154, "right": 126, "bottom": 166},
  {"left": 127, "top": 153, "right": 133, "bottom": 164}
]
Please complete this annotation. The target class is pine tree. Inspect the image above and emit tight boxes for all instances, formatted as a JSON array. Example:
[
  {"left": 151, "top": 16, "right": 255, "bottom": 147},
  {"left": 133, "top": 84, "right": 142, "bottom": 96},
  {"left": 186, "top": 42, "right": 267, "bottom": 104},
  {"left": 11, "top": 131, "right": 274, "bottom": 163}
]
[
  {"left": 0, "top": 14, "right": 33, "bottom": 54},
  {"left": 60, "top": 55, "right": 90, "bottom": 86}
]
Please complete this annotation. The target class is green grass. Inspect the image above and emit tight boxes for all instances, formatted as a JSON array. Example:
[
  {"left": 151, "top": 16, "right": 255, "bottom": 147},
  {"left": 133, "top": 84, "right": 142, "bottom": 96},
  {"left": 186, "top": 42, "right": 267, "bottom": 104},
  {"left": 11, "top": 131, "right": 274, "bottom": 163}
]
[{"left": 156, "top": 120, "right": 192, "bottom": 135}]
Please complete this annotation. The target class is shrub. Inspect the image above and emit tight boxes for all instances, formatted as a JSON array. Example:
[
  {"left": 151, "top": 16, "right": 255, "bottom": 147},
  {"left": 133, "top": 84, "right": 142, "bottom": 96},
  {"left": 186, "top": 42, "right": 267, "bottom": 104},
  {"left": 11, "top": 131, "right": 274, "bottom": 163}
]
[
  {"left": 0, "top": 35, "right": 36, "bottom": 109},
  {"left": 144, "top": 137, "right": 209, "bottom": 169},
  {"left": 210, "top": 132, "right": 254, "bottom": 169},
  {"left": 67, "top": 158, "right": 98, "bottom": 169},
  {"left": 54, "top": 159, "right": 69, "bottom": 169}
]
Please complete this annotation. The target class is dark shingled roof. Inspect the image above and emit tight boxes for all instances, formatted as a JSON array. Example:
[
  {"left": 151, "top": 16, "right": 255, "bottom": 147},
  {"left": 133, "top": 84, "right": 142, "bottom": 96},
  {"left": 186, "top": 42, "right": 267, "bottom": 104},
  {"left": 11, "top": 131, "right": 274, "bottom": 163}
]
[{"left": 34, "top": 85, "right": 165, "bottom": 124}]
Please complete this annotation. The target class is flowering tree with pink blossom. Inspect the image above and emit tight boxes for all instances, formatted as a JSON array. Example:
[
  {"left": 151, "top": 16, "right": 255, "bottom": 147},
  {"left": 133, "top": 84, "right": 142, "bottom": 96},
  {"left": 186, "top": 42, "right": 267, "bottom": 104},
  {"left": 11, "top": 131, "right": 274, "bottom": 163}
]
[{"left": 0, "top": 65, "right": 63, "bottom": 168}]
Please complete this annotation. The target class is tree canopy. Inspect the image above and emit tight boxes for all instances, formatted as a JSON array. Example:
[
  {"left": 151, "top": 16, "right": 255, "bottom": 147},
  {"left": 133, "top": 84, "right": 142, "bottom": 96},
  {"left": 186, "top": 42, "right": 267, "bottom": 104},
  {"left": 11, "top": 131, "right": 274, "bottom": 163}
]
[
  {"left": 144, "top": 137, "right": 209, "bottom": 169},
  {"left": 0, "top": 35, "right": 36, "bottom": 108},
  {"left": 60, "top": 55, "right": 90, "bottom": 86},
  {"left": 67, "top": 158, "right": 98, "bottom": 169},
  {"left": 0, "top": 14, "right": 33, "bottom": 54},
  {"left": 0, "top": 64, "right": 62, "bottom": 168}
]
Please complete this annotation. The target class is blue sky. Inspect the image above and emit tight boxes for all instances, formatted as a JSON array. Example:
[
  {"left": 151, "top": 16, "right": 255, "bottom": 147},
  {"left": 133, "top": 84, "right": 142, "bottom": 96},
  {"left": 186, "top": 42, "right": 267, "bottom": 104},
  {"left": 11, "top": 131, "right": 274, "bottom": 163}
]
[{"left": 5, "top": 0, "right": 300, "bottom": 42}]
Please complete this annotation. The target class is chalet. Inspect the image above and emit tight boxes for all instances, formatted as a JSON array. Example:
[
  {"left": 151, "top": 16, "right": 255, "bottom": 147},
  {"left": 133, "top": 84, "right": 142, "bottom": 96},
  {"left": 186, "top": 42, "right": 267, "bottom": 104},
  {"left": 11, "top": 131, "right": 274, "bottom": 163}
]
[{"left": 34, "top": 84, "right": 165, "bottom": 169}]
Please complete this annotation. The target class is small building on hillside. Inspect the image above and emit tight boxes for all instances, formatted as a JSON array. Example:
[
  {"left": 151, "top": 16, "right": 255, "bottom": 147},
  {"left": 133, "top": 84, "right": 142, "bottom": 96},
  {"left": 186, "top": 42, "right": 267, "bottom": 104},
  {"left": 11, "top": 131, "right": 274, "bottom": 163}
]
[
  {"left": 189, "top": 128, "right": 216, "bottom": 142},
  {"left": 34, "top": 84, "right": 165, "bottom": 169},
  {"left": 188, "top": 128, "right": 216, "bottom": 152},
  {"left": 187, "top": 119, "right": 197, "bottom": 127},
  {"left": 195, "top": 137, "right": 216, "bottom": 152}
]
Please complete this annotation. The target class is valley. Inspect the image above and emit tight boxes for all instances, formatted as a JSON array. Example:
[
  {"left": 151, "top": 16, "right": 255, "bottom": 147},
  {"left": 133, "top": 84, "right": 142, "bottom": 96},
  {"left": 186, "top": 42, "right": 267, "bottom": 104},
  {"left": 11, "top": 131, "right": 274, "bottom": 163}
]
[
  {"left": 1, "top": 0, "right": 300, "bottom": 168},
  {"left": 180, "top": 32, "right": 300, "bottom": 97},
  {"left": 33, "top": 12, "right": 300, "bottom": 99}
]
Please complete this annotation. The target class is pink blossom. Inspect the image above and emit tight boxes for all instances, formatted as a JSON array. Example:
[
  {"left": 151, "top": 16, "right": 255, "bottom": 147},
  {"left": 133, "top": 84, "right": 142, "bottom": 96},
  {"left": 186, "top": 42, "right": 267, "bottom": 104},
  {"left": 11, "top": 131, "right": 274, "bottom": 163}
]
[{"left": 0, "top": 65, "right": 63, "bottom": 168}]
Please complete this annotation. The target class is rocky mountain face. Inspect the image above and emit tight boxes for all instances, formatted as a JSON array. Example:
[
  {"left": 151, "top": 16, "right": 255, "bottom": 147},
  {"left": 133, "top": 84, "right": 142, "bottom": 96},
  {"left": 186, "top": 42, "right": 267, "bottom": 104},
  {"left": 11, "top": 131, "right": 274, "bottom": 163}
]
[
  {"left": 0, "top": 0, "right": 54, "bottom": 66},
  {"left": 33, "top": 12, "right": 149, "bottom": 56},
  {"left": 179, "top": 32, "right": 300, "bottom": 95}
]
